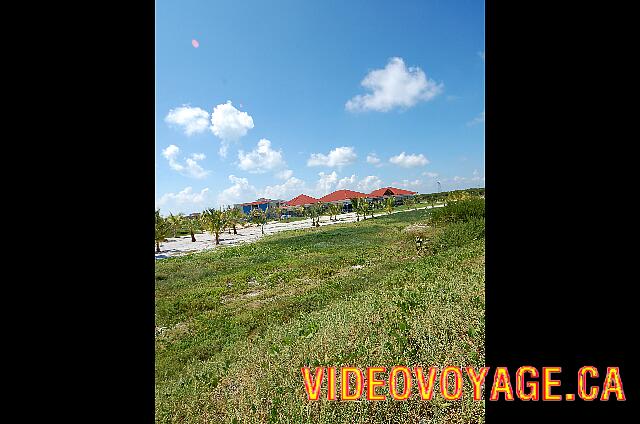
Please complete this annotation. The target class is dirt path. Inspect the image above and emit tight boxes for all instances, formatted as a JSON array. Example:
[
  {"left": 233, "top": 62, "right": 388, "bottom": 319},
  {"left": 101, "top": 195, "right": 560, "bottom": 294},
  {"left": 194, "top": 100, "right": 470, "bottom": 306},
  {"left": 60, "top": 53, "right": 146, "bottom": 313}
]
[{"left": 155, "top": 204, "right": 444, "bottom": 259}]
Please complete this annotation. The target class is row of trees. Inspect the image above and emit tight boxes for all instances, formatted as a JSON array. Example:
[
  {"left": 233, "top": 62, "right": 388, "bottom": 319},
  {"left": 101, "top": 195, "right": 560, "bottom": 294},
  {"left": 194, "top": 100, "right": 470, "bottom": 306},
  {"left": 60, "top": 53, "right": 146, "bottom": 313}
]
[
  {"left": 155, "top": 193, "right": 442, "bottom": 252},
  {"left": 154, "top": 206, "right": 269, "bottom": 252}
]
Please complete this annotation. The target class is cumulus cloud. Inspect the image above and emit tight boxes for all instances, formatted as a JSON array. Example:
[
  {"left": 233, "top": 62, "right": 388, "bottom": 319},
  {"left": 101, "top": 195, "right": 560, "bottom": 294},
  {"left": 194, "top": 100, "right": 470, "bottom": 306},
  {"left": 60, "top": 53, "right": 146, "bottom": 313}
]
[
  {"left": 259, "top": 177, "right": 306, "bottom": 200},
  {"left": 358, "top": 175, "right": 383, "bottom": 192},
  {"left": 275, "top": 169, "right": 294, "bottom": 180},
  {"left": 217, "top": 175, "right": 257, "bottom": 207},
  {"left": 156, "top": 186, "right": 210, "bottom": 213},
  {"left": 210, "top": 101, "right": 255, "bottom": 157},
  {"left": 165, "top": 106, "right": 210, "bottom": 136},
  {"left": 316, "top": 171, "right": 338, "bottom": 195},
  {"left": 237, "top": 139, "right": 286, "bottom": 174},
  {"left": 161, "top": 144, "right": 209, "bottom": 179},
  {"left": 345, "top": 57, "right": 443, "bottom": 112},
  {"left": 307, "top": 146, "right": 357, "bottom": 168},
  {"left": 336, "top": 174, "right": 357, "bottom": 189},
  {"left": 389, "top": 152, "right": 429, "bottom": 168},
  {"left": 366, "top": 154, "right": 382, "bottom": 166},
  {"left": 422, "top": 171, "right": 439, "bottom": 178}
]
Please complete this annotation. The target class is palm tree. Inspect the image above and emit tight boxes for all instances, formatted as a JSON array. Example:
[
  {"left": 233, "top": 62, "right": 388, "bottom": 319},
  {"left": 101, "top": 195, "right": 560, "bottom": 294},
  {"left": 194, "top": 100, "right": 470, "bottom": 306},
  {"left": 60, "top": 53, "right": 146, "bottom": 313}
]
[
  {"left": 384, "top": 197, "right": 394, "bottom": 215},
  {"left": 329, "top": 203, "right": 341, "bottom": 221},
  {"left": 183, "top": 216, "right": 201, "bottom": 242},
  {"left": 273, "top": 206, "right": 283, "bottom": 221},
  {"left": 405, "top": 196, "right": 417, "bottom": 211},
  {"left": 350, "top": 198, "right": 361, "bottom": 222},
  {"left": 360, "top": 200, "right": 369, "bottom": 220},
  {"left": 201, "top": 208, "right": 227, "bottom": 245},
  {"left": 167, "top": 213, "right": 184, "bottom": 238},
  {"left": 308, "top": 203, "right": 321, "bottom": 227},
  {"left": 224, "top": 207, "right": 243, "bottom": 235},
  {"left": 155, "top": 210, "right": 171, "bottom": 253},
  {"left": 250, "top": 208, "right": 267, "bottom": 234}
]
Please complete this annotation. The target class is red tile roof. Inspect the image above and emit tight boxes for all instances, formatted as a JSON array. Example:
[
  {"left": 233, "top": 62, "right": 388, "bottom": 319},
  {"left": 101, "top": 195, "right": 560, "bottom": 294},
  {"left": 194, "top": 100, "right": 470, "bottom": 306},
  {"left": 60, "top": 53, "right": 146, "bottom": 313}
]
[
  {"left": 319, "top": 189, "right": 368, "bottom": 202},
  {"left": 369, "top": 187, "right": 417, "bottom": 197},
  {"left": 284, "top": 194, "right": 319, "bottom": 207}
]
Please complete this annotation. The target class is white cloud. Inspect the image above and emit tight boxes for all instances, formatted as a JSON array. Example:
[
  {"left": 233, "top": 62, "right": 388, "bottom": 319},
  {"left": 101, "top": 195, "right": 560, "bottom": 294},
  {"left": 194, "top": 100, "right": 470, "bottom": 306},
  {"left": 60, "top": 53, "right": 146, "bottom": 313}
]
[
  {"left": 307, "top": 146, "right": 357, "bottom": 168},
  {"left": 217, "top": 175, "right": 257, "bottom": 207},
  {"left": 275, "top": 169, "right": 293, "bottom": 180},
  {"left": 336, "top": 174, "right": 357, "bottom": 189},
  {"left": 478, "top": 51, "right": 485, "bottom": 62},
  {"left": 165, "top": 106, "right": 210, "bottom": 136},
  {"left": 345, "top": 57, "right": 443, "bottom": 112},
  {"left": 357, "top": 175, "right": 383, "bottom": 192},
  {"left": 366, "top": 153, "right": 382, "bottom": 166},
  {"left": 161, "top": 144, "right": 209, "bottom": 179},
  {"left": 389, "top": 152, "right": 430, "bottom": 168},
  {"left": 237, "top": 139, "right": 286, "bottom": 174},
  {"left": 156, "top": 187, "right": 211, "bottom": 213},
  {"left": 162, "top": 144, "right": 180, "bottom": 161},
  {"left": 422, "top": 171, "right": 439, "bottom": 178},
  {"left": 467, "top": 111, "right": 485, "bottom": 126},
  {"left": 259, "top": 177, "right": 306, "bottom": 200},
  {"left": 315, "top": 171, "right": 338, "bottom": 195},
  {"left": 210, "top": 101, "right": 255, "bottom": 157},
  {"left": 392, "top": 179, "right": 422, "bottom": 188}
]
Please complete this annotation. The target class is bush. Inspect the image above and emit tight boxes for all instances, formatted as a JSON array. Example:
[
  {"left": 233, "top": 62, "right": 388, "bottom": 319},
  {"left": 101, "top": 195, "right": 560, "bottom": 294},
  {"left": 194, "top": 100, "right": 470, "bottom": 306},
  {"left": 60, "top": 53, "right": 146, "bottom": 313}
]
[
  {"left": 430, "top": 218, "right": 485, "bottom": 254},
  {"left": 429, "top": 198, "right": 485, "bottom": 225}
]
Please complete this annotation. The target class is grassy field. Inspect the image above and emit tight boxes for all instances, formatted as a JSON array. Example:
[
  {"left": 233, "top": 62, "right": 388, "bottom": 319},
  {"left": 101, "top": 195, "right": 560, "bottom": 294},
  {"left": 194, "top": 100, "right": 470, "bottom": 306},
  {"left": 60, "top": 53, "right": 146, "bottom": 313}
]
[{"left": 155, "top": 202, "right": 485, "bottom": 423}]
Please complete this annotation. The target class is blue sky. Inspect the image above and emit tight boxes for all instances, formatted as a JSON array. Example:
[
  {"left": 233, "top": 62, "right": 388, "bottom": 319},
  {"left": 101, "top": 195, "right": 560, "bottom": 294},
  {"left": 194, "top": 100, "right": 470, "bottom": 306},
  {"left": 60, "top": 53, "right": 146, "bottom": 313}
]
[{"left": 156, "top": 0, "right": 484, "bottom": 214}]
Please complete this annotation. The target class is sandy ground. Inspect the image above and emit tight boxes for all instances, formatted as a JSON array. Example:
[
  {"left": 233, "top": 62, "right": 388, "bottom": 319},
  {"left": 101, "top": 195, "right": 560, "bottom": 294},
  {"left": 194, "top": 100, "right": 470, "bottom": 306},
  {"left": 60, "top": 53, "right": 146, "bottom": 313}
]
[{"left": 155, "top": 204, "right": 444, "bottom": 259}]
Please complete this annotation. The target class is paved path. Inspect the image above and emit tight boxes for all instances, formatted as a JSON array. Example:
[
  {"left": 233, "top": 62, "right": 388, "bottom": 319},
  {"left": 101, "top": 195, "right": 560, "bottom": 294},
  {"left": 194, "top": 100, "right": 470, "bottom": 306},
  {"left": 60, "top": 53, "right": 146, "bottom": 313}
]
[{"left": 155, "top": 204, "right": 444, "bottom": 259}]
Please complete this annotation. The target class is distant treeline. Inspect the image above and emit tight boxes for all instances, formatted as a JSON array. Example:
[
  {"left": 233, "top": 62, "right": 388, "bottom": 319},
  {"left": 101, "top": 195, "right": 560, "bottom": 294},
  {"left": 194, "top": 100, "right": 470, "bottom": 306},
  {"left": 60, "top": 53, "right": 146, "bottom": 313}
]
[{"left": 415, "top": 187, "right": 485, "bottom": 203}]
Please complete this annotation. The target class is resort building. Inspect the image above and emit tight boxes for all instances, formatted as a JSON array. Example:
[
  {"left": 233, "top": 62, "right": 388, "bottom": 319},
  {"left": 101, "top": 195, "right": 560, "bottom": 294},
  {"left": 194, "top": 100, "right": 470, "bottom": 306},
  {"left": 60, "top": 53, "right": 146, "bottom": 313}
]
[
  {"left": 368, "top": 187, "right": 417, "bottom": 203},
  {"left": 282, "top": 194, "right": 319, "bottom": 208},
  {"left": 234, "top": 186, "right": 418, "bottom": 215},
  {"left": 234, "top": 198, "right": 284, "bottom": 215}
]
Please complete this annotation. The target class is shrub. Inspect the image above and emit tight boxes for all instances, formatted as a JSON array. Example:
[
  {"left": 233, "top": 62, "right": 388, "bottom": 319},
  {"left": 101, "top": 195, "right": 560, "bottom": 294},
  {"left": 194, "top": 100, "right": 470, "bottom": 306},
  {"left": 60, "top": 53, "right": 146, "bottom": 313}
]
[
  {"left": 430, "top": 198, "right": 485, "bottom": 225},
  {"left": 430, "top": 218, "right": 485, "bottom": 254}
]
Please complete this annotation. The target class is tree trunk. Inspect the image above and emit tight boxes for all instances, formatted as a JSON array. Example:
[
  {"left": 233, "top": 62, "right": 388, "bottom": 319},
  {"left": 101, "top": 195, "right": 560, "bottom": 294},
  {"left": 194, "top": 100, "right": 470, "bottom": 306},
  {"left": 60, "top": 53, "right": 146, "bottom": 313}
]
[
  {"left": 190, "top": 230, "right": 196, "bottom": 242},
  {"left": 261, "top": 224, "right": 265, "bottom": 234},
  {"left": 233, "top": 225, "right": 237, "bottom": 235},
  {"left": 215, "top": 233, "right": 220, "bottom": 245},
  {"left": 156, "top": 241, "right": 160, "bottom": 253}
]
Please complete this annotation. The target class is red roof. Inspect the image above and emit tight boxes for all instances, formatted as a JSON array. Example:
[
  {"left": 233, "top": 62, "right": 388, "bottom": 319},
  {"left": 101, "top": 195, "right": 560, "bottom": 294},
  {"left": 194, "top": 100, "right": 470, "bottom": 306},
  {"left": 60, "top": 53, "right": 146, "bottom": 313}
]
[
  {"left": 319, "top": 189, "right": 368, "bottom": 202},
  {"left": 284, "top": 194, "right": 319, "bottom": 207},
  {"left": 239, "top": 198, "right": 272, "bottom": 206},
  {"left": 369, "top": 187, "right": 417, "bottom": 197}
]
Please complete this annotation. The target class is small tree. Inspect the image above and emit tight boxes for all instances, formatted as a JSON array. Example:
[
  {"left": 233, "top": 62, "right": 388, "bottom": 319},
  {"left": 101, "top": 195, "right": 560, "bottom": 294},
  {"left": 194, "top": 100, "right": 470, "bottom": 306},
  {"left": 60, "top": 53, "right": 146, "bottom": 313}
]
[
  {"left": 350, "top": 198, "right": 361, "bottom": 222},
  {"left": 155, "top": 210, "right": 171, "bottom": 253},
  {"left": 201, "top": 208, "right": 227, "bottom": 245},
  {"left": 308, "top": 203, "right": 321, "bottom": 227},
  {"left": 405, "top": 196, "right": 417, "bottom": 211},
  {"left": 330, "top": 203, "right": 341, "bottom": 221},
  {"left": 384, "top": 197, "right": 394, "bottom": 215},
  {"left": 250, "top": 208, "right": 267, "bottom": 234},
  {"left": 224, "top": 207, "right": 244, "bottom": 235},
  {"left": 167, "top": 213, "right": 184, "bottom": 238},
  {"left": 183, "top": 216, "right": 201, "bottom": 242},
  {"left": 360, "top": 200, "right": 369, "bottom": 220}
]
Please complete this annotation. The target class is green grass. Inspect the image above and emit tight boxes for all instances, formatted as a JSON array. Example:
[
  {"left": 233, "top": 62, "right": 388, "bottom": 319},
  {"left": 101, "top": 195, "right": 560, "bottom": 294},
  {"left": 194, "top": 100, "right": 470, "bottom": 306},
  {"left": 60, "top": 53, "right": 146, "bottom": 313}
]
[{"left": 156, "top": 204, "right": 485, "bottom": 423}]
